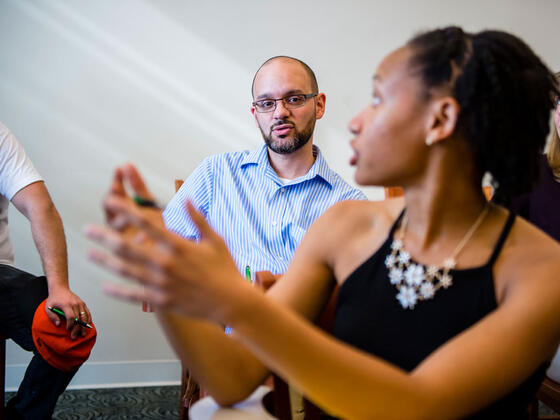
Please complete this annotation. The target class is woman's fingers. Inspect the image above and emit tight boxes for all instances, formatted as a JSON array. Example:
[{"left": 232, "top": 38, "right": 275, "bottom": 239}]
[
  {"left": 122, "top": 163, "right": 156, "bottom": 201},
  {"left": 102, "top": 282, "right": 149, "bottom": 303},
  {"left": 88, "top": 247, "right": 145, "bottom": 280},
  {"left": 186, "top": 201, "right": 220, "bottom": 243},
  {"left": 85, "top": 223, "right": 144, "bottom": 260},
  {"left": 104, "top": 196, "right": 187, "bottom": 253},
  {"left": 109, "top": 167, "right": 126, "bottom": 196},
  {"left": 86, "top": 222, "right": 187, "bottom": 297},
  {"left": 102, "top": 281, "right": 171, "bottom": 309}
]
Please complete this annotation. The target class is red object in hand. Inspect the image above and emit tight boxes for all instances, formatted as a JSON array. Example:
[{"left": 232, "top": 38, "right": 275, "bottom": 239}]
[{"left": 32, "top": 300, "right": 97, "bottom": 372}]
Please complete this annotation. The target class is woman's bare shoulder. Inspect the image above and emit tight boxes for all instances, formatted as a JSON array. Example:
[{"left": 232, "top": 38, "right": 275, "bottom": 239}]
[
  {"left": 319, "top": 196, "right": 405, "bottom": 230},
  {"left": 304, "top": 197, "right": 405, "bottom": 279},
  {"left": 499, "top": 212, "right": 560, "bottom": 294},
  {"left": 504, "top": 214, "right": 560, "bottom": 266}
]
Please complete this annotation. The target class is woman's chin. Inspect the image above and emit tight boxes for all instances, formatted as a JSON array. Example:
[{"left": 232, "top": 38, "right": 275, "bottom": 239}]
[{"left": 354, "top": 171, "right": 376, "bottom": 187}]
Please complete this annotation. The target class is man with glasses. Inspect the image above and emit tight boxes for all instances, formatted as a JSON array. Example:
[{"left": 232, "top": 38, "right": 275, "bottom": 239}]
[
  {"left": 164, "top": 56, "right": 366, "bottom": 279},
  {"left": 105, "top": 56, "right": 364, "bottom": 420}
]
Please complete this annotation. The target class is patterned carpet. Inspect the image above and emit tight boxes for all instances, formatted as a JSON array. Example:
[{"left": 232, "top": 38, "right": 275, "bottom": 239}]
[
  {"left": 4, "top": 385, "right": 559, "bottom": 418},
  {"left": 5, "top": 386, "right": 181, "bottom": 419}
]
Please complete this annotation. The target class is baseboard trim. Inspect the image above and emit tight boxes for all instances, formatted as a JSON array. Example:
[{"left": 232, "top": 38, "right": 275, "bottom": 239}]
[{"left": 6, "top": 359, "right": 182, "bottom": 391}]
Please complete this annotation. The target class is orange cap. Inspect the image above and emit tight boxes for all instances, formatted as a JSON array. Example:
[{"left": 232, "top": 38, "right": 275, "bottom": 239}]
[{"left": 32, "top": 300, "right": 97, "bottom": 372}]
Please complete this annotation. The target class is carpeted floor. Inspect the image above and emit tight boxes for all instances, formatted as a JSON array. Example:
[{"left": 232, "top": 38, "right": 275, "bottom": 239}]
[
  {"left": 4, "top": 385, "right": 559, "bottom": 419},
  {"left": 5, "top": 386, "right": 181, "bottom": 419}
]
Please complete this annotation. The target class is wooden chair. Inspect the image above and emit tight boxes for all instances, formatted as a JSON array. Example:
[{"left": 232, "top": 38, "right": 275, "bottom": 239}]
[
  {"left": 172, "top": 179, "right": 204, "bottom": 419},
  {"left": 385, "top": 186, "right": 493, "bottom": 201},
  {"left": 537, "top": 377, "right": 560, "bottom": 418},
  {"left": 530, "top": 350, "right": 560, "bottom": 420},
  {"left": 529, "top": 376, "right": 560, "bottom": 419},
  {"left": 384, "top": 186, "right": 404, "bottom": 198}
]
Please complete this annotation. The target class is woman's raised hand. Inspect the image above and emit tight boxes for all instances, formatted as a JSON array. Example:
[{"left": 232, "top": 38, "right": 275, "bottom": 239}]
[{"left": 86, "top": 165, "right": 245, "bottom": 321}]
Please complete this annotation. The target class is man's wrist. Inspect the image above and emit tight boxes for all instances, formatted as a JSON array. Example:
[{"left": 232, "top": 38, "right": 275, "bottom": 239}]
[{"left": 46, "top": 280, "right": 71, "bottom": 294}]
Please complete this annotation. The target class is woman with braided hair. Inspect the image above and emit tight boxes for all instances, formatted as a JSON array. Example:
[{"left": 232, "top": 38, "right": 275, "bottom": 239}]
[{"left": 88, "top": 26, "right": 560, "bottom": 419}]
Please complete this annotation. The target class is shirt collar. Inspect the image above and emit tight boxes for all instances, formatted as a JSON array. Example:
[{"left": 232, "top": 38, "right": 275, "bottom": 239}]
[
  {"left": 240, "top": 144, "right": 335, "bottom": 188},
  {"left": 240, "top": 144, "right": 268, "bottom": 168}
]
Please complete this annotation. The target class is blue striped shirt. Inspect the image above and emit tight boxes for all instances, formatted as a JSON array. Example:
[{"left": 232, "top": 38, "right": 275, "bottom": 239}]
[{"left": 163, "top": 144, "right": 366, "bottom": 275}]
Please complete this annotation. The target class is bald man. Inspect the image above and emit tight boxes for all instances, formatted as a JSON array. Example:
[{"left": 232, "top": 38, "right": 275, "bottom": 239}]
[{"left": 164, "top": 56, "right": 366, "bottom": 278}]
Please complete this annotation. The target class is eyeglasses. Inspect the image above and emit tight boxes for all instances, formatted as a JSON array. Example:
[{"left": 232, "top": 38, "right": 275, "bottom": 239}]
[{"left": 252, "top": 93, "right": 317, "bottom": 113}]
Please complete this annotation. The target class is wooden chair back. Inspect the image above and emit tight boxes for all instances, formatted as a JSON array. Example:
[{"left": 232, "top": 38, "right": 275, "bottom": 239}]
[
  {"left": 384, "top": 186, "right": 404, "bottom": 198},
  {"left": 537, "top": 377, "right": 560, "bottom": 416},
  {"left": 529, "top": 376, "right": 560, "bottom": 419},
  {"left": 386, "top": 186, "right": 494, "bottom": 201}
]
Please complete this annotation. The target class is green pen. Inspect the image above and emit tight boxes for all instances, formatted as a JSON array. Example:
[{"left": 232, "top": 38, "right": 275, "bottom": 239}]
[
  {"left": 47, "top": 306, "right": 93, "bottom": 329},
  {"left": 133, "top": 195, "right": 159, "bottom": 209},
  {"left": 245, "top": 265, "right": 252, "bottom": 283}
]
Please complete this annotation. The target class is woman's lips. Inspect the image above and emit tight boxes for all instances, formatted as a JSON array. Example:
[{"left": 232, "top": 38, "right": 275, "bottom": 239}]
[{"left": 349, "top": 151, "right": 358, "bottom": 166}]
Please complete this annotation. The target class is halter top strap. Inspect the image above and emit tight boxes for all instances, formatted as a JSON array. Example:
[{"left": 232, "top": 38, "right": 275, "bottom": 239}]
[
  {"left": 387, "top": 209, "right": 406, "bottom": 239},
  {"left": 486, "top": 211, "right": 516, "bottom": 266}
]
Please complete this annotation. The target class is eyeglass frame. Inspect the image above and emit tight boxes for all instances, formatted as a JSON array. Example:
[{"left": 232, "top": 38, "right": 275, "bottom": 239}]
[{"left": 252, "top": 93, "right": 318, "bottom": 113}]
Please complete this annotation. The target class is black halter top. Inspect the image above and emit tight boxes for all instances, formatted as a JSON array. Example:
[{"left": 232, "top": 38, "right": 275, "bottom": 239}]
[{"left": 332, "top": 211, "right": 546, "bottom": 419}]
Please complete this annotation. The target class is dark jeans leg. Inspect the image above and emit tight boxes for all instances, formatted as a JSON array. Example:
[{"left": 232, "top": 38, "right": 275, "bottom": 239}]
[
  {"left": 0, "top": 264, "right": 76, "bottom": 420},
  {"left": 6, "top": 355, "right": 76, "bottom": 420}
]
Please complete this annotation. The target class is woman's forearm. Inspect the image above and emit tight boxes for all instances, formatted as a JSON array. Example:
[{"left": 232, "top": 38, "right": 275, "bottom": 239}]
[
  {"left": 157, "top": 310, "right": 272, "bottom": 405},
  {"left": 224, "top": 288, "right": 431, "bottom": 420}
]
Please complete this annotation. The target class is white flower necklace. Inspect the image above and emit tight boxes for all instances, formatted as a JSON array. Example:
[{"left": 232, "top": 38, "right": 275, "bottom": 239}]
[{"left": 385, "top": 205, "right": 490, "bottom": 309}]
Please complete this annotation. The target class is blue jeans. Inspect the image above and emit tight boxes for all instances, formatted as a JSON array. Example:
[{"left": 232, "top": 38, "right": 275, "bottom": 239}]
[{"left": 0, "top": 264, "right": 76, "bottom": 419}]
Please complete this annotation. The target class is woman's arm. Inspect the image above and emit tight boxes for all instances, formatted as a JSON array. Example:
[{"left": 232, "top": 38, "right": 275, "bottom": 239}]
[{"left": 207, "top": 239, "right": 560, "bottom": 419}]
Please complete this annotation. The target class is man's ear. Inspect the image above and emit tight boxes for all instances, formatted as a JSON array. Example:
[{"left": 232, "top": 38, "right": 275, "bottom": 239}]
[
  {"left": 315, "top": 93, "right": 326, "bottom": 120},
  {"left": 250, "top": 106, "right": 260, "bottom": 128},
  {"left": 425, "top": 96, "right": 460, "bottom": 146}
]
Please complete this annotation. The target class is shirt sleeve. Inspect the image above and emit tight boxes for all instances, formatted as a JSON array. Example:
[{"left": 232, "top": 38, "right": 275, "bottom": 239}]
[
  {"left": 0, "top": 123, "right": 43, "bottom": 200},
  {"left": 162, "top": 156, "right": 214, "bottom": 241}
]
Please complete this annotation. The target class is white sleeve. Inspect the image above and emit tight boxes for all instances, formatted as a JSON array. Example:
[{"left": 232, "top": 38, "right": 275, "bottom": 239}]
[{"left": 0, "top": 122, "right": 44, "bottom": 200}]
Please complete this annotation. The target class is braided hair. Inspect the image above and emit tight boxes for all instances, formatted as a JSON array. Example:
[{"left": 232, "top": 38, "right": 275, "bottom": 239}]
[{"left": 407, "top": 26, "right": 558, "bottom": 205}]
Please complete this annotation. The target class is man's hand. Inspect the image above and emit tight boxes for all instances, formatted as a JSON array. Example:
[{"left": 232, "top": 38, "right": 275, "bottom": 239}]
[
  {"left": 46, "top": 286, "right": 91, "bottom": 339},
  {"left": 12, "top": 181, "right": 92, "bottom": 339}
]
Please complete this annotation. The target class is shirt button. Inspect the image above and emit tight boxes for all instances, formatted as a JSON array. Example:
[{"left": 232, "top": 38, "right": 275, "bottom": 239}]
[
  {"left": 280, "top": 189, "right": 285, "bottom": 193},
  {"left": 272, "top": 221, "right": 277, "bottom": 226}
]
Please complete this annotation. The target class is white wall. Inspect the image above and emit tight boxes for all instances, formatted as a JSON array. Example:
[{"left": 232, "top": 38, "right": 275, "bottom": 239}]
[{"left": 1, "top": 0, "right": 559, "bottom": 389}]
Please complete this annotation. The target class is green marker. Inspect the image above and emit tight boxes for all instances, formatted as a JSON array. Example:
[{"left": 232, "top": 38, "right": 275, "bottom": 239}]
[
  {"left": 245, "top": 265, "right": 251, "bottom": 283},
  {"left": 47, "top": 306, "right": 93, "bottom": 329}
]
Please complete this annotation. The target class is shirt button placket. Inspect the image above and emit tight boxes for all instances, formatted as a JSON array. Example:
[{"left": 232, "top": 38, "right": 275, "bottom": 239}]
[{"left": 273, "top": 187, "right": 287, "bottom": 228}]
